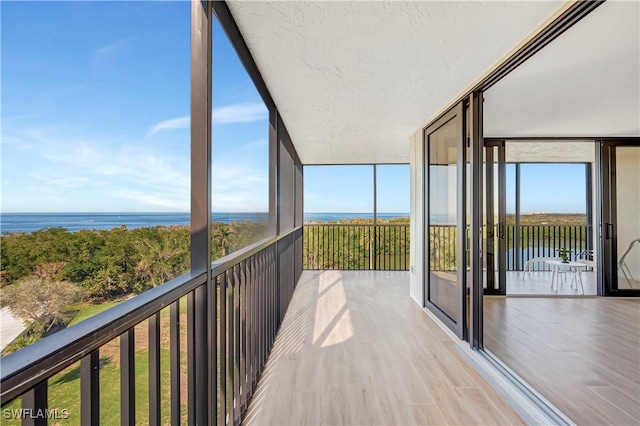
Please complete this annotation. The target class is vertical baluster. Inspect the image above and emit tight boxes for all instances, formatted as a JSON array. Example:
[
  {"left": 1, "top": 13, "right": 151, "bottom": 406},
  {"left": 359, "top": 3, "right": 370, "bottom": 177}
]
[
  {"left": 81, "top": 350, "right": 99, "bottom": 425},
  {"left": 227, "top": 270, "right": 235, "bottom": 425},
  {"left": 536, "top": 226, "right": 540, "bottom": 268},
  {"left": 22, "top": 381, "right": 48, "bottom": 426},
  {"left": 247, "top": 259, "right": 254, "bottom": 390},
  {"left": 332, "top": 225, "right": 339, "bottom": 270},
  {"left": 246, "top": 260, "right": 253, "bottom": 395},
  {"left": 187, "top": 290, "right": 196, "bottom": 425},
  {"left": 258, "top": 254, "right": 263, "bottom": 371},
  {"left": 148, "top": 313, "right": 161, "bottom": 425},
  {"left": 323, "top": 225, "right": 326, "bottom": 269},
  {"left": 405, "top": 225, "right": 408, "bottom": 270},
  {"left": 232, "top": 265, "right": 242, "bottom": 424},
  {"left": 252, "top": 258, "right": 258, "bottom": 382},
  {"left": 349, "top": 225, "right": 360, "bottom": 269},
  {"left": 394, "top": 225, "right": 398, "bottom": 271},
  {"left": 338, "top": 225, "right": 342, "bottom": 270},
  {"left": 239, "top": 263, "right": 246, "bottom": 410},
  {"left": 120, "top": 328, "right": 135, "bottom": 426},
  {"left": 332, "top": 225, "right": 336, "bottom": 269},
  {"left": 169, "top": 300, "right": 180, "bottom": 426},
  {"left": 267, "top": 247, "right": 272, "bottom": 354},
  {"left": 220, "top": 272, "right": 227, "bottom": 426}
]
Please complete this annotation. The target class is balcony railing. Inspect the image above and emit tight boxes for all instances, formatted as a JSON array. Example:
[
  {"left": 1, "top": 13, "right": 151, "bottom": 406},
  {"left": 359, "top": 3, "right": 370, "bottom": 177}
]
[
  {"left": 303, "top": 223, "right": 590, "bottom": 273},
  {"left": 505, "top": 224, "right": 592, "bottom": 271},
  {"left": 0, "top": 227, "right": 303, "bottom": 425},
  {"left": 303, "top": 223, "right": 409, "bottom": 271},
  {"left": 429, "top": 224, "right": 592, "bottom": 271}
]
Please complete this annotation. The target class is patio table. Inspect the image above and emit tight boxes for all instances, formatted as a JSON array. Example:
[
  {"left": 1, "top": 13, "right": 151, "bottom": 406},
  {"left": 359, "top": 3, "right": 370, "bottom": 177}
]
[{"left": 545, "top": 260, "right": 586, "bottom": 295}]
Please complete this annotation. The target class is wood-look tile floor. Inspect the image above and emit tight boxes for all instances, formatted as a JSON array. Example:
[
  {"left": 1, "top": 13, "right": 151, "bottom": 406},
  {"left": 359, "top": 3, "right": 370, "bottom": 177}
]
[
  {"left": 243, "top": 271, "right": 524, "bottom": 425},
  {"left": 484, "top": 297, "right": 640, "bottom": 426}
]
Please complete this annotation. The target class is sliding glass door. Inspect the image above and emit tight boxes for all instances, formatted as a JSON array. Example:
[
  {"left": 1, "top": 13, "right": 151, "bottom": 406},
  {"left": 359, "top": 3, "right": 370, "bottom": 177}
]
[
  {"left": 600, "top": 140, "right": 640, "bottom": 296},
  {"left": 424, "top": 102, "right": 466, "bottom": 338}
]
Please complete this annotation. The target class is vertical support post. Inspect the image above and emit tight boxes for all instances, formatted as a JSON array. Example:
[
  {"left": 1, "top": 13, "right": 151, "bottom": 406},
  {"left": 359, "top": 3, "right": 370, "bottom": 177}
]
[
  {"left": 273, "top": 110, "right": 280, "bottom": 236},
  {"left": 515, "top": 162, "right": 521, "bottom": 270},
  {"left": 190, "top": 0, "right": 212, "bottom": 424},
  {"left": 273, "top": 112, "right": 281, "bottom": 323},
  {"left": 455, "top": 101, "right": 466, "bottom": 340},
  {"left": 373, "top": 164, "right": 377, "bottom": 270},
  {"left": 469, "top": 92, "right": 484, "bottom": 349}
]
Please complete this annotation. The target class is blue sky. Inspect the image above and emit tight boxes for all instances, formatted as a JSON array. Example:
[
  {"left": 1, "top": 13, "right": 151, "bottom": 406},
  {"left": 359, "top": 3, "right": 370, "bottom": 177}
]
[
  {"left": 1, "top": 2, "right": 583, "bottom": 215},
  {"left": 303, "top": 165, "right": 410, "bottom": 213},
  {"left": 507, "top": 163, "right": 586, "bottom": 214},
  {"left": 1, "top": 1, "right": 269, "bottom": 213}
]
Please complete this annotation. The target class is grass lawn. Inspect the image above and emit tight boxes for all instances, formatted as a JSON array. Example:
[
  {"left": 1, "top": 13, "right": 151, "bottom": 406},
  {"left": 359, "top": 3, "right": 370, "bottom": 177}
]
[{"left": 68, "top": 299, "right": 124, "bottom": 327}]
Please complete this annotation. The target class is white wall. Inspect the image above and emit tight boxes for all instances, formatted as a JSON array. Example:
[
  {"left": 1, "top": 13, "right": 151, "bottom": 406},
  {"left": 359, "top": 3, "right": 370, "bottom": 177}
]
[{"left": 409, "top": 131, "right": 424, "bottom": 306}]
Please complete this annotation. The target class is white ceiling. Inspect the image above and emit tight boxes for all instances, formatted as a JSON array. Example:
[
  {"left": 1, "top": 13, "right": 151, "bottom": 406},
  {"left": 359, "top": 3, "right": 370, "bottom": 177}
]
[
  {"left": 228, "top": 1, "right": 564, "bottom": 164},
  {"left": 484, "top": 1, "right": 640, "bottom": 138}
]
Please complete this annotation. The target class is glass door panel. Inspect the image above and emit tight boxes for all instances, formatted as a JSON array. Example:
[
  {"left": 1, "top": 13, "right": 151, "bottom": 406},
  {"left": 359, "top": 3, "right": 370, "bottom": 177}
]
[
  {"left": 425, "top": 103, "right": 466, "bottom": 337},
  {"left": 616, "top": 146, "right": 640, "bottom": 290},
  {"left": 601, "top": 141, "right": 640, "bottom": 295}
]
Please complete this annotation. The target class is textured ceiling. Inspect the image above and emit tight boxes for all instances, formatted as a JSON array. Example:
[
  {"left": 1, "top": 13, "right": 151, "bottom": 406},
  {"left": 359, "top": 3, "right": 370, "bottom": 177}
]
[
  {"left": 227, "top": 1, "right": 563, "bottom": 164},
  {"left": 484, "top": 0, "right": 640, "bottom": 138}
]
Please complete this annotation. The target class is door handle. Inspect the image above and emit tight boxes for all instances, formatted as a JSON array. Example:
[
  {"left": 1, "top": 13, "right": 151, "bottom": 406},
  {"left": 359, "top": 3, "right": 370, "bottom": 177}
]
[{"left": 605, "top": 223, "right": 614, "bottom": 240}]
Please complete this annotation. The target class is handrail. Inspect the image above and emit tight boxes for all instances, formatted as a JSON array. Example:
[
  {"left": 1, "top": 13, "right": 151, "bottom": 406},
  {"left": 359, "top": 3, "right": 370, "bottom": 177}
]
[
  {"left": 1, "top": 272, "right": 205, "bottom": 402},
  {"left": 0, "top": 225, "right": 302, "bottom": 403}
]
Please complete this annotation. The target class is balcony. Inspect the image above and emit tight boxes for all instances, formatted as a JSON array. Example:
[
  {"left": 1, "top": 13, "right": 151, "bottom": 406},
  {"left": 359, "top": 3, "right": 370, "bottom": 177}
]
[
  {"left": 243, "top": 270, "right": 524, "bottom": 425},
  {"left": 2, "top": 0, "right": 639, "bottom": 425}
]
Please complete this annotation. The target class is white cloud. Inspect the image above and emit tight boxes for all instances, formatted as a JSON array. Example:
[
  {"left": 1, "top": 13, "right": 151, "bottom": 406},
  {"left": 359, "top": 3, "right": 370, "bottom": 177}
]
[
  {"left": 92, "top": 39, "right": 130, "bottom": 64},
  {"left": 147, "top": 101, "right": 268, "bottom": 136},
  {"left": 4, "top": 127, "right": 190, "bottom": 211},
  {"left": 148, "top": 116, "right": 190, "bottom": 135},
  {"left": 4, "top": 96, "right": 273, "bottom": 213},
  {"left": 27, "top": 173, "right": 88, "bottom": 189},
  {"left": 213, "top": 102, "right": 268, "bottom": 124},
  {"left": 116, "top": 189, "right": 187, "bottom": 211}
]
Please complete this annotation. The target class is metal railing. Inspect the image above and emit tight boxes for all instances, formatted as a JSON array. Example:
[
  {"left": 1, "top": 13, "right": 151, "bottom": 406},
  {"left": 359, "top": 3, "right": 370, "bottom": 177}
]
[
  {"left": 428, "top": 224, "right": 592, "bottom": 272},
  {"left": 303, "top": 224, "right": 409, "bottom": 271},
  {"left": 429, "top": 225, "right": 457, "bottom": 271},
  {"left": 506, "top": 224, "right": 591, "bottom": 271},
  {"left": 0, "top": 227, "right": 303, "bottom": 426}
]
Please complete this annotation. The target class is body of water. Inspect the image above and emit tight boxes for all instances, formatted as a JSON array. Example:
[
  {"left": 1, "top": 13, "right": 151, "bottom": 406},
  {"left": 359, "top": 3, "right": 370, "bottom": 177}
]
[{"left": 0, "top": 212, "right": 411, "bottom": 234}]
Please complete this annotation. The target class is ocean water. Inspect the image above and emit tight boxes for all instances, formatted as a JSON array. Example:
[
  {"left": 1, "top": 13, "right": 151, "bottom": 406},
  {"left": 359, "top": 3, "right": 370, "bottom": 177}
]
[{"left": 0, "top": 212, "right": 410, "bottom": 234}]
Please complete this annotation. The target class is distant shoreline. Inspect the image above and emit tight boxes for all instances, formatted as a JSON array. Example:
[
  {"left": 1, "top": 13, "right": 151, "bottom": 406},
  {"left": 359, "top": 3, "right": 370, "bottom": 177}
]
[
  {"left": 1, "top": 212, "right": 409, "bottom": 234},
  {"left": 0, "top": 212, "right": 585, "bottom": 234}
]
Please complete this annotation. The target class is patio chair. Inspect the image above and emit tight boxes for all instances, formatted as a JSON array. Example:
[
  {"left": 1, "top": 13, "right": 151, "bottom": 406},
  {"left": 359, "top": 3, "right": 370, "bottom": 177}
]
[
  {"left": 619, "top": 238, "right": 640, "bottom": 289},
  {"left": 576, "top": 249, "right": 595, "bottom": 269}
]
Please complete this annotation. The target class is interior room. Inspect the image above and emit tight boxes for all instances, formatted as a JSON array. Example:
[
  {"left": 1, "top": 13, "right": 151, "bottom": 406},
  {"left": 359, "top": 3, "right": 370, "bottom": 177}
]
[{"left": 481, "top": 1, "right": 640, "bottom": 424}]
